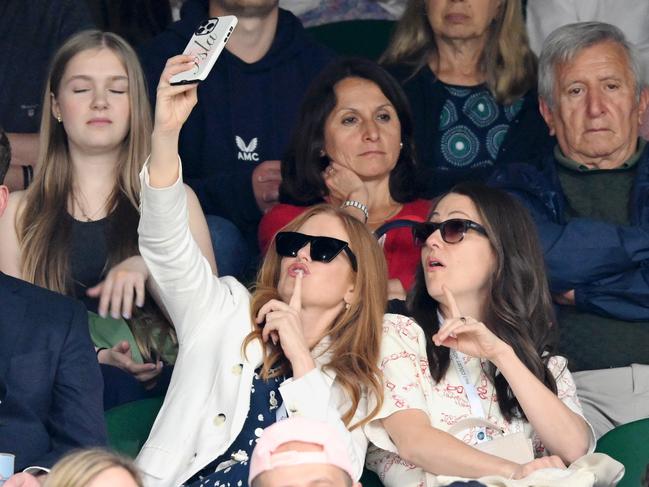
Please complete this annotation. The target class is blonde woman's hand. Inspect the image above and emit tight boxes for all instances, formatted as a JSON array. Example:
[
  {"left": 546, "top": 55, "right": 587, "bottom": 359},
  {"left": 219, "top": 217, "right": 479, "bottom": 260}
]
[
  {"left": 510, "top": 455, "right": 566, "bottom": 479},
  {"left": 432, "top": 285, "right": 510, "bottom": 361},
  {"left": 86, "top": 256, "right": 148, "bottom": 320},
  {"left": 323, "top": 161, "right": 368, "bottom": 206},
  {"left": 154, "top": 55, "right": 199, "bottom": 135},
  {"left": 255, "top": 271, "right": 315, "bottom": 377}
]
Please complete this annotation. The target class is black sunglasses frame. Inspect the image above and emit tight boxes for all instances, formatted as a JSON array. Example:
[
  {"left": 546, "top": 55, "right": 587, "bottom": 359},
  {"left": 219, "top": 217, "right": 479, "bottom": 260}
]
[
  {"left": 275, "top": 231, "right": 358, "bottom": 271},
  {"left": 412, "top": 219, "right": 488, "bottom": 246}
]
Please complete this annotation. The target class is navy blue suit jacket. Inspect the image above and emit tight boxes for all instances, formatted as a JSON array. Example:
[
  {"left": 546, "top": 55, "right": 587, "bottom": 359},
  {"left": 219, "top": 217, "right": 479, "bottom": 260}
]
[{"left": 0, "top": 273, "right": 106, "bottom": 470}]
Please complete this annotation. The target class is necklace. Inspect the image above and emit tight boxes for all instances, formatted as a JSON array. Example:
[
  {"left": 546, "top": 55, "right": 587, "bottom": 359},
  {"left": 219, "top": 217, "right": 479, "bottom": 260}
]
[
  {"left": 72, "top": 190, "right": 109, "bottom": 222},
  {"left": 367, "top": 202, "right": 403, "bottom": 225}
]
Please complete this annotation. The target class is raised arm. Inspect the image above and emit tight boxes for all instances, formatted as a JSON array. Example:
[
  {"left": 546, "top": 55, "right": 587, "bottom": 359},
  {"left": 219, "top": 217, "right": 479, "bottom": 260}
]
[
  {"left": 371, "top": 315, "right": 567, "bottom": 481},
  {"left": 434, "top": 288, "right": 592, "bottom": 464},
  {"left": 138, "top": 56, "right": 235, "bottom": 341},
  {"left": 149, "top": 56, "right": 198, "bottom": 188}
]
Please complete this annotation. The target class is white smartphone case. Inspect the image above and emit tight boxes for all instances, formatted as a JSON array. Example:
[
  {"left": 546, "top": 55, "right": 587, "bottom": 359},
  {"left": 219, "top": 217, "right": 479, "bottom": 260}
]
[{"left": 170, "top": 15, "right": 238, "bottom": 85}]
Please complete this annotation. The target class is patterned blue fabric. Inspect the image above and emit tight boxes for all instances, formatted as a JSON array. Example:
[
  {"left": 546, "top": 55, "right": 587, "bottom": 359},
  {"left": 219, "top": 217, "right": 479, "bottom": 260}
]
[
  {"left": 184, "top": 367, "right": 287, "bottom": 487},
  {"left": 434, "top": 82, "right": 523, "bottom": 175},
  {"left": 295, "top": 0, "right": 397, "bottom": 27}
]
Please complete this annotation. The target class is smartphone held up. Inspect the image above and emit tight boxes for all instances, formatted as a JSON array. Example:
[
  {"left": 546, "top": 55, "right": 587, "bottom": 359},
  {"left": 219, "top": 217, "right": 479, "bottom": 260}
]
[{"left": 170, "top": 16, "right": 238, "bottom": 85}]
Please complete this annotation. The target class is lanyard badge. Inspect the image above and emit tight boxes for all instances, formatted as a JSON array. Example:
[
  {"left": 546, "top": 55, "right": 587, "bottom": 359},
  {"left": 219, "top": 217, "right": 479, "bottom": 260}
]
[{"left": 450, "top": 349, "right": 490, "bottom": 444}]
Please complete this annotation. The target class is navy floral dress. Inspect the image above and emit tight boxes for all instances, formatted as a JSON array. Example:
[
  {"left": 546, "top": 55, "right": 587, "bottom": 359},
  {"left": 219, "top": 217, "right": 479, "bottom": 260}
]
[{"left": 183, "top": 367, "right": 287, "bottom": 487}]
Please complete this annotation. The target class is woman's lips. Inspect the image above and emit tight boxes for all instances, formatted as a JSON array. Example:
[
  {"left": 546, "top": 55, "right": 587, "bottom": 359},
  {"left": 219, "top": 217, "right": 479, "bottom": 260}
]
[
  {"left": 288, "top": 263, "right": 309, "bottom": 277},
  {"left": 87, "top": 118, "right": 112, "bottom": 125},
  {"left": 426, "top": 255, "right": 446, "bottom": 270},
  {"left": 445, "top": 13, "right": 469, "bottom": 23}
]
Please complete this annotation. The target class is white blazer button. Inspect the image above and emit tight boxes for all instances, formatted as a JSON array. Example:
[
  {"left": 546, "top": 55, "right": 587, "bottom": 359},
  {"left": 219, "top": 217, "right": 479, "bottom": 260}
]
[{"left": 214, "top": 413, "right": 226, "bottom": 426}]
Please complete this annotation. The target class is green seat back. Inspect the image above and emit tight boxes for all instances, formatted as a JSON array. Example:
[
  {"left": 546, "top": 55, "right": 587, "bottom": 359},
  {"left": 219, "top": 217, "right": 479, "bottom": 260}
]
[
  {"left": 105, "top": 396, "right": 164, "bottom": 458},
  {"left": 595, "top": 418, "right": 649, "bottom": 487},
  {"left": 306, "top": 20, "right": 395, "bottom": 60}
]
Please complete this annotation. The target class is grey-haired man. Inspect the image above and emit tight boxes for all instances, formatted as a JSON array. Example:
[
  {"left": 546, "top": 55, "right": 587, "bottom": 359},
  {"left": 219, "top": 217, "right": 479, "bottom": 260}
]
[{"left": 491, "top": 21, "right": 649, "bottom": 438}]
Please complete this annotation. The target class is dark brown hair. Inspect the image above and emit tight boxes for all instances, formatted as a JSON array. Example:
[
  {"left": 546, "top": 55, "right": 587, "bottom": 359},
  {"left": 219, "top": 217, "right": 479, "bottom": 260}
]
[
  {"left": 408, "top": 182, "right": 559, "bottom": 420},
  {"left": 279, "top": 57, "right": 421, "bottom": 206}
]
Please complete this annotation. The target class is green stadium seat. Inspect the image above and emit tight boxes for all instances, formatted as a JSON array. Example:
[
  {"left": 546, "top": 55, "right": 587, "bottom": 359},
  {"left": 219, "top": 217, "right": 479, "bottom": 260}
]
[
  {"left": 595, "top": 418, "right": 649, "bottom": 487},
  {"left": 306, "top": 20, "right": 395, "bottom": 60},
  {"left": 105, "top": 396, "right": 164, "bottom": 458}
]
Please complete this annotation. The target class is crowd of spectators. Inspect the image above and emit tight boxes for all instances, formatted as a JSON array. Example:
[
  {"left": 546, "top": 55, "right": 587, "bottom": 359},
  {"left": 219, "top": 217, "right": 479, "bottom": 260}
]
[{"left": 0, "top": 0, "right": 647, "bottom": 486}]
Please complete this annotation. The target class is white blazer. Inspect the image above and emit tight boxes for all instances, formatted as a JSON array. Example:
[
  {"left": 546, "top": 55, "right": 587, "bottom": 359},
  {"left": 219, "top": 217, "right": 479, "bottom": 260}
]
[{"left": 135, "top": 163, "right": 369, "bottom": 487}]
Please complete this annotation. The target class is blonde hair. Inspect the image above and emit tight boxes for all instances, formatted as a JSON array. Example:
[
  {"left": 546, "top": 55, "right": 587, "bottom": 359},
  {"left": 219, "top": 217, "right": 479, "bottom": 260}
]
[
  {"left": 243, "top": 205, "right": 387, "bottom": 429},
  {"left": 381, "top": 0, "right": 537, "bottom": 104},
  {"left": 17, "top": 30, "right": 175, "bottom": 361},
  {"left": 43, "top": 449, "right": 143, "bottom": 487}
]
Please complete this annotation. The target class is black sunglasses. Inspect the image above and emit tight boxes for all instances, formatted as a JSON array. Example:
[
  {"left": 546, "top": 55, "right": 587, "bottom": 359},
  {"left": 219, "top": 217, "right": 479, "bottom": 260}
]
[
  {"left": 412, "top": 219, "right": 488, "bottom": 246},
  {"left": 275, "top": 231, "right": 358, "bottom": 271}
]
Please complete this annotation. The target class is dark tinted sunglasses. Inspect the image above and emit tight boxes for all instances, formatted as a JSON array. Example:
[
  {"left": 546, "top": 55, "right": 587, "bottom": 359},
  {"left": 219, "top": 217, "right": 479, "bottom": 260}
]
[
  {"left": 275, "top": 231, "right": 358, "bottom": 271},
  {"left": 412, "top": 219, "right": 488, "bottom": 246}
]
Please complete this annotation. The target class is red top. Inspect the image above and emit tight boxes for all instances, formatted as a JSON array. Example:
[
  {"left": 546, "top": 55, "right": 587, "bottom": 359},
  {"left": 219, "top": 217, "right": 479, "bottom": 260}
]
[{"left": 258, "top": 199, "right": 431, "bottom": 291}]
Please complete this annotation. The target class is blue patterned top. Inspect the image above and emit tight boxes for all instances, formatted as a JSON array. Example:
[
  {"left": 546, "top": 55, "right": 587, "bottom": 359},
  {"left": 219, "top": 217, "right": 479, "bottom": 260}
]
[
  {"left": 183, "top": 367, "right": 287, "bottom": 487},
  {"left": 433, "top": 81, "right": 523, "bottom": 182}
]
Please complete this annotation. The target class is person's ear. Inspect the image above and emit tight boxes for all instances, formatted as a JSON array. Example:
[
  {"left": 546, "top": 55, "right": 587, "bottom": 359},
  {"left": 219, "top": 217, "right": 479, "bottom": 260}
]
[
  {"left": 50, "top": 92, "right": 62, "bottom": 122},
  {"left": 343, "top": 283, "right": 355, "bottom": 311},
  {"left": 539, "top": 97, "right": 556, "bottom": 136},
  {"left": 0, "top": 185, "right": 9, "bottom": 218},
  {"left": 637, "top": 85, "right": 649, "bottom": 127}
]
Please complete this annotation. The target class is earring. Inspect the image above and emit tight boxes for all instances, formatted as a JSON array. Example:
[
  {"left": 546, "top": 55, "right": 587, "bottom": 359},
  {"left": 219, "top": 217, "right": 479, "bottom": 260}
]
[
  {"left": 344, "top": 302, "right": 351, "bottom": 310},
  {"left": 399, "top": 141, "right": 403, "bottom": 150},
  {"left": 56, "top": 114, "right": 62, "bottom": 123},
  {"left": 319, "top": 149, "right": 326, "bottom": 157}
]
